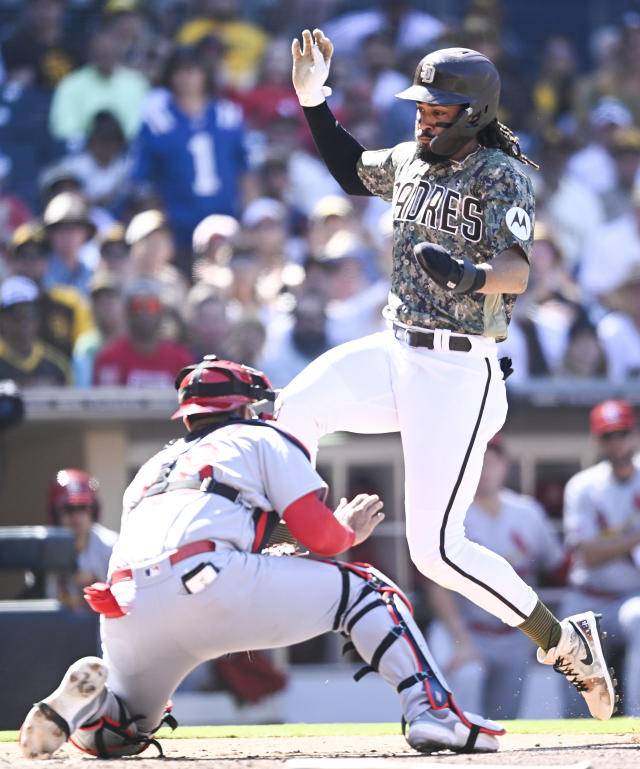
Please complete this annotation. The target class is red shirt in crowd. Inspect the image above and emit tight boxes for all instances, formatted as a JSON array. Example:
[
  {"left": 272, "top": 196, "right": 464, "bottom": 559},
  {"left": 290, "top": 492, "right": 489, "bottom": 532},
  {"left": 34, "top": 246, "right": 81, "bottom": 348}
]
[{"left": 92, "top": 337, "right": 194, "bottom": 387}]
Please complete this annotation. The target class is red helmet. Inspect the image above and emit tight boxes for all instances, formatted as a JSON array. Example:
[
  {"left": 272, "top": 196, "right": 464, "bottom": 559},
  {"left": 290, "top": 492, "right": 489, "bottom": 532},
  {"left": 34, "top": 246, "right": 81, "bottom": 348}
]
[
  {"left": 171, "top": 355, "right": 275, "bottom": 420},
  {"left": 47, "top": 468, "right": 100, "bottom": 524},
  {"left": 590, "top": 399, "right": 636, "bottom": 436}
]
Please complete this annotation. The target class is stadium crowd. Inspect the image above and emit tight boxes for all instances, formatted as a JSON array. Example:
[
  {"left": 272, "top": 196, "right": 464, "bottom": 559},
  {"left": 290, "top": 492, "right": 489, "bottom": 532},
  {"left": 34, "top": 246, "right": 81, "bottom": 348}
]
[{"left": 0, "top": 0, "right": 639, "bottom": 389}]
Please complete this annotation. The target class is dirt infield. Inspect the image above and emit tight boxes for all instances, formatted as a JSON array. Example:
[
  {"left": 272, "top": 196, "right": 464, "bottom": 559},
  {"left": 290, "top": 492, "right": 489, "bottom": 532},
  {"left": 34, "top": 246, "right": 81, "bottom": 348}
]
[{"left": 2, "top": 732, "right": 640, "bottom": 768}]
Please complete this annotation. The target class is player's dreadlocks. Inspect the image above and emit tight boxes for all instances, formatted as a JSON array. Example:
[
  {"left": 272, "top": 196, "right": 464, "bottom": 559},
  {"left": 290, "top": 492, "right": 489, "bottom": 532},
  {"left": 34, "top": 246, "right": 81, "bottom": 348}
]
[{"left": 477, "top": 119, "right": 539, "bottom": 169}]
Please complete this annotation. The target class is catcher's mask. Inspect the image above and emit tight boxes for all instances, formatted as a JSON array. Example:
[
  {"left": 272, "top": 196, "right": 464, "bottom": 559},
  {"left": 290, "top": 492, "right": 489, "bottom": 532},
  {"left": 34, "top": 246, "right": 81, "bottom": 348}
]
[
  {"left": 172, "top": 355, "right": 275, "bottom": 420},
  {"left": 47, "top": 468, "right": 100, "bottom": 524},
  {"left": 396, "top": 47, "right": 500, "bottom": 158}
]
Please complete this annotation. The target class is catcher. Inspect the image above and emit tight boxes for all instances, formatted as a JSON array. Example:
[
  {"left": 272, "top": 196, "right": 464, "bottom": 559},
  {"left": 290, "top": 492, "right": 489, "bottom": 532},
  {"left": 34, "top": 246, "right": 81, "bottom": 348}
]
[{"left": 20, "top": 356, "right": 504, "bottom": 760}]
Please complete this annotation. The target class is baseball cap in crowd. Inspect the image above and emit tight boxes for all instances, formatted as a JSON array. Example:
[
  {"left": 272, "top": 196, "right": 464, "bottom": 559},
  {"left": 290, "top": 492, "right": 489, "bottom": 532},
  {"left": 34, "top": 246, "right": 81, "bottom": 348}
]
[
  {"left": 310, "top": 195, "right": 354, "bottom": 221},
  {"left": 192, "top": 214, "right": 240, "bottom": 255},
  {"left": 43, "top": 192, "right": 97, "bottom": 240},
  {"left": 124, "top": 278, "right": 164, "bottom": 313},
  {"left": 103, "top": 0, "right": 140, "bottom": 13},
  {"left": 241, "top": 198, "right": 287, "bottom": 228},
  {"left": 589, "top": 97, "right": 633, "bottom": 129},
  {"left": 320, "top": 230, "right": 371, "bottom": 265},
  {"left": 124, "top": 210, "right": 168, "bottom": 246},
  {"left": 9, "top": 221, "right": 48, "bottom": 256},
  {"left": 590, "top": 399, "right": 637, "bottom": 435},
  {"left": 89, "top": 270, "right": 120, "bottom": 297},
  {"left": 0, "top": 275, "right": 39, "bottom": 309}
]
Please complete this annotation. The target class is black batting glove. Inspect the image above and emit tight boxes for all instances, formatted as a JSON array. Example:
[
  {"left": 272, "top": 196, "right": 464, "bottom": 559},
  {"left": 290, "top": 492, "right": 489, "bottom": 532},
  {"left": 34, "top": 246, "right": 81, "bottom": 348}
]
[{"left": 413, "top": 242, "right": 487, "bottom": 294}]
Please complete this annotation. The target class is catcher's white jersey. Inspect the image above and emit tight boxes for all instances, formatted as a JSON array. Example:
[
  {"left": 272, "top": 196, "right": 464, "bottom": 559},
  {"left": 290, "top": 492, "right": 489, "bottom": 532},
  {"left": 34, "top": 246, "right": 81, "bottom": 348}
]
[{"left": 110, "top": 420, "right": 326, "bottom": 569}]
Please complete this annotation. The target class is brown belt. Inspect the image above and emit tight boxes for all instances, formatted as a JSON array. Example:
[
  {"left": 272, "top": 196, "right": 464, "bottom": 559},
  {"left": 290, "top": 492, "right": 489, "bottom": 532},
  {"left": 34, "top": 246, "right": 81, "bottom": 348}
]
[
  {"left": 111, "top": 539, "right": 216, "bottom": 585},
  {"left": 393, "top": 324, "right": 472, "bottom": 352}
]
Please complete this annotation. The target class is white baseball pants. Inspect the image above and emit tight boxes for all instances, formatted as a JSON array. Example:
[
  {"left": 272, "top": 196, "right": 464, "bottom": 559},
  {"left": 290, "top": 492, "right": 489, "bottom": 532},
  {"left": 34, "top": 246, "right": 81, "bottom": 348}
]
[{"left": 276, "top": 329, "right": 538, "bottom": 627}]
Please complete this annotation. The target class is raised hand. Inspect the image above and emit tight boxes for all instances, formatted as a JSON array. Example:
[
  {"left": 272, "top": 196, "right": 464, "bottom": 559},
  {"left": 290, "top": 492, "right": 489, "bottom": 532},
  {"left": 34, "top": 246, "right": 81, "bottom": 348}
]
[{"left": 291, "top": 28, "right": 334, "bottom": 107}]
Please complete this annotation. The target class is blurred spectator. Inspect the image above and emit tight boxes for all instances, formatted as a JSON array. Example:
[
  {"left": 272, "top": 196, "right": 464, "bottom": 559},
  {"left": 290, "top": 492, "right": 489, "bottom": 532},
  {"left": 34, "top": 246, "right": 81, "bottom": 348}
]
[
  {"left": 96, "top": 222, "right": 129, "bottom": 282},
  {"left": 257, "top": 152, "right": 308, "bottom": 237},
  {"left": 259, "top": 110, "right": 341, "bottom": 215},
  {"left": 184, "top": 283, "right": 231, "bottom": 360},
  {"left": 92, "top": 277, "right": 193, "bottom": 386},
  {"left": 0, "top": 275, "right": 69, "bottom": 386},
  {"left": 578, "top": 182, "right": 640, "bottom": 306},
  {"left": 52, "top": 111, "right": 132, "bottom": 210},
  {"left": 358, "top": 32, "right": 408, "bottom": 115},
  {"left": 537, "top": 135, "right": 605, "bottom": 272},
  {"left": 130, "top": 45, "right": 254, "bottom": 266},
  {"left": 492, "top": 222, "right": 583, "bottom": 383},
  {"left": 530, "top": 34, "right": 580, "bottom": 136},
  {"left": 597, "top": 263, "right": 640, "bottom": 381},
  {"left": 560, "top": 399, "right": 640, "bottom": 715},
  {"left": 231, "top": 37, "right": 302, "bottom": 129},
  {"left": 6, "top": 220, "right": 92, "bottom": 359},
  {"left": 191, "top": 212, "right": 239, "bottom": 285},
  {"left": 72, "top": 271, "right": 124, "bottom": 387},
  {"left": 259, "top": 291, "right": 330, "bottom": 388},
  {"left": 241, "top": 196, "right": 302, "bottom": 305},
  {"left": 427, "top": 434, "right": 567, "bottom": 719},
  {"left": 45, "top": 468, "right": 118, "bottom": 611},
  {"left": 49, "top": 25, "right": 149, "bottom": 144},
  {"left": 319, "top": 229, "right": 387, "bottom": 346},
  {"left": 0, "top": 80, "right": 62, "bottom": 212},
  {"left": 566, "top": 97, "right": 633, "bottom": 196},
  {"left": 0, "top": 155, "right": 32, "bottom": 261},
  {"left": 123, "top": 209, "right": 188, "bottom": 312},
  {"left": 306, "top": 194, "right": 357, "bottom": 261},
  {"left": 556, "top": 316, "right": 608, "bottom": 379},
  {"left": 1, "top": 0, "right": 80, "bottom": 89},
  {"left": 175, "top": 0, "right": 269, "bottom": 90},
  {"left": 102, "top": 0, "right": 170, "bottom": 81},
  {"left": 42, "top": 191, "right": 97, "bottom": 296},
  {"left": 227, "top": 313, "right": 266, "bottom": 369},
  {"left": 601, "top": 126, "right": 640, "bottom": 221},
  {"left": 322, "top": 0, "right": 444, "bottom": 57}
]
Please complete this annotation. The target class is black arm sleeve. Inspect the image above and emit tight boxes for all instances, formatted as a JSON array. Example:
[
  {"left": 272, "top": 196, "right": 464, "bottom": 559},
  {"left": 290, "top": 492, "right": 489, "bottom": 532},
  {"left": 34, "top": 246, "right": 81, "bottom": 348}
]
[{"left": 302, "top": 102, "right": 372, "bottom": 196}]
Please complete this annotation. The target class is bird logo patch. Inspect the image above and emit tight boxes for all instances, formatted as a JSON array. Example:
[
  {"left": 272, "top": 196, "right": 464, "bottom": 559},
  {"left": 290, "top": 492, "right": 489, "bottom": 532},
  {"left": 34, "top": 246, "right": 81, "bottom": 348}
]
[{"left": 506, "top": 207, "right": 532, "bottom": 240}]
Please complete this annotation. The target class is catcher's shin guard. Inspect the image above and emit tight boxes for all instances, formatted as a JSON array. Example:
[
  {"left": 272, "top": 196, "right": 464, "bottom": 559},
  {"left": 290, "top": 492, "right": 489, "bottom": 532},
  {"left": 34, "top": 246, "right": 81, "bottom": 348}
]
[{"left": 335, "top": 562, "right": 504, "bottom": 750}]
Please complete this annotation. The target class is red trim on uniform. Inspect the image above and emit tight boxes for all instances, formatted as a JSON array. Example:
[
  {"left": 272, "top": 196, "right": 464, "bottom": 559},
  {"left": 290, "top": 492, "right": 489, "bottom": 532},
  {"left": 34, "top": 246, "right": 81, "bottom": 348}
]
[
  {"left": 282, "top": 492, "right": 355, "bottom": 556},
  {"left": 252, "top": 510, "right": 268, "bottom": 553},
  {"left": 110, "top": 539, "right": 216, "bottom": 584}
]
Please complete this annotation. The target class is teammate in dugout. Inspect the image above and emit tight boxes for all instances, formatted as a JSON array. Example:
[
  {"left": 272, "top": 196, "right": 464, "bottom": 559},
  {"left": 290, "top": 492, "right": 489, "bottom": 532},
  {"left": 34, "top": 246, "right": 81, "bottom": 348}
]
[
  {"left": 20, "top": 357, "right": 507, "bottom": 760},
  {"left": 272, "top": 29, "right": 617, "bottom": 720}
]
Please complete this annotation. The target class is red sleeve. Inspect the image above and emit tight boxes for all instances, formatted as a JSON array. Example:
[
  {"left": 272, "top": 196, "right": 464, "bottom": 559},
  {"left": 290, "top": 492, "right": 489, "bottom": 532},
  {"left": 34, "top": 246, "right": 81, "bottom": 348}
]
[{"left": 282, "top": 491, "right": 355, "bottom": 557}]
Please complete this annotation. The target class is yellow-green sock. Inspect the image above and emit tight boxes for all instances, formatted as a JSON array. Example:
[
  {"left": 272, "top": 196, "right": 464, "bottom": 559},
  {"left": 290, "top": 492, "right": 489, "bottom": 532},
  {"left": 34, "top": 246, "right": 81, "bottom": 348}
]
[{"left": 517, "top": 600, "right": 562, "bottom": 651}]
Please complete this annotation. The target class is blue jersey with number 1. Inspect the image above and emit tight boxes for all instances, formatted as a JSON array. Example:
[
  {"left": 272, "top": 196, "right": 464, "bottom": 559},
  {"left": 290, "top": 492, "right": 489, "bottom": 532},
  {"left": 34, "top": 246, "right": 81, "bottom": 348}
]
[{"left": 131, "top": 90, "right": 249, "bottom": 236}]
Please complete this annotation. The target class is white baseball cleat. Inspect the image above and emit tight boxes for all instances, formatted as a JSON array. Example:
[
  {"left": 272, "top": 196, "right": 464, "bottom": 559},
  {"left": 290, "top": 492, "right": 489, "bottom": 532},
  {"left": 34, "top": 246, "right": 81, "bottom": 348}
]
[
  {"left": 537, "top": 610, "right": 617, "bottom": 720},
  {"left": 406, "top": 708, "right": 500, "bottom": 754},
  {"left": 19, "top": 656, "right": 108, "bottom": 759}
]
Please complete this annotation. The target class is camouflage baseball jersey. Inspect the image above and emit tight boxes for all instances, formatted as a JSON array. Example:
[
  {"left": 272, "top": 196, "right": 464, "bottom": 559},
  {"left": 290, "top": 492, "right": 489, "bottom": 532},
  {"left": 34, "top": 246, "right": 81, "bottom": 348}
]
[{"left": 357, "top": 143, "right": 535, "bottom": 339}]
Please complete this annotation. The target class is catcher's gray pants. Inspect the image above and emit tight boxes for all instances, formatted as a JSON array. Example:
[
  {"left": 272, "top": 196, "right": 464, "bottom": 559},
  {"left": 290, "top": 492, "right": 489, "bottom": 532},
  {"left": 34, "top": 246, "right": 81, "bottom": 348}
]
[{"left": 87, "top": 548, "right": 452, "bottom": 736}]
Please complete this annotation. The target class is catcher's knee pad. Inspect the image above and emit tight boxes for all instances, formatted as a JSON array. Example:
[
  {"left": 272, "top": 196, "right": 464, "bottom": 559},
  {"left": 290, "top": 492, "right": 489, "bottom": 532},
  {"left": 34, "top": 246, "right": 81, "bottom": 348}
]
[
  {"left": 334, "top": 562, "right": 451, "bottom": 706},
  {"left": 71, "top": 694, "right": 176, "bottom": 758}
]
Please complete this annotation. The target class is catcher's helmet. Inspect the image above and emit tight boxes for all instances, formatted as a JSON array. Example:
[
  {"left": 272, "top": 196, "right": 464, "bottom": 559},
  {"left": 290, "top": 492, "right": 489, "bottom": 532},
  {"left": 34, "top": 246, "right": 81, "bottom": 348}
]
[
  {"left": 47, "top": 468, "right": 100, "bottom": 524},
  {"left": 396, "top": 47, "right": 500, "bottom": 157},
  {"left": 172, "top": 355, "right": 275, "bottom": 420}
]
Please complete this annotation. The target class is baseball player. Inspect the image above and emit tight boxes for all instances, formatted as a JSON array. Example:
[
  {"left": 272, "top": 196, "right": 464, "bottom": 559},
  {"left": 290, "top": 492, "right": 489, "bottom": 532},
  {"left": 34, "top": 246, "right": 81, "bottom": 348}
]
[
  {"left": 20, "top": 356, "right": 505, "bottom": 760},
  {"left": 560, "top": 399, "right": 640, "bottom": 716},
  {"left": 273, "top": 28, "right": 616, "bottom": 720},
  {"left": 45, "top": 469, "right": 118, "bottom": 611}
]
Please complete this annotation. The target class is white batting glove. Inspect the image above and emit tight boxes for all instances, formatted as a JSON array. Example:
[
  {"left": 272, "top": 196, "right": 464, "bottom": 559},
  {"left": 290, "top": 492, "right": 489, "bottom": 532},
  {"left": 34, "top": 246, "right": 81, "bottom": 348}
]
[{"left": 291, "top": 28, "right": 334, "bottom": 107}]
